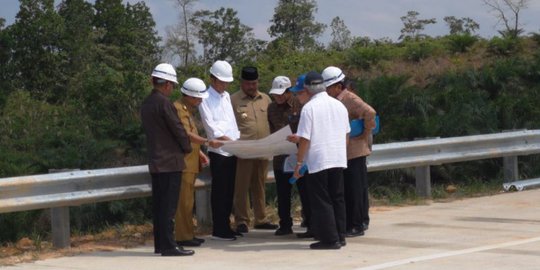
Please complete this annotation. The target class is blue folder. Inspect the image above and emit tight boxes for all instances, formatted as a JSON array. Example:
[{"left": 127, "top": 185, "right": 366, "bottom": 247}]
[{"left": 350, "top": 115, "right": 380, "bottom": 137}]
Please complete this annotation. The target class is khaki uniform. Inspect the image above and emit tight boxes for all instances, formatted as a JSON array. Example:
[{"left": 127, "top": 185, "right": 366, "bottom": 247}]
[
  {"left": 337, "top": 90, "right": 376, "bottom": 159},
  {"left": 230, "top": 90, "right": 271, "bottom": 226},
  {"left": 173, "top": 99, "right": 201, "bottom": 241}
]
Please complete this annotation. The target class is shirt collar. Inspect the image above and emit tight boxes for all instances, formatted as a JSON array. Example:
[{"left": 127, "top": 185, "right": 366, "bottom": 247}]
[
  {"left": 240, "top": 90, "right": 262, "bottom": 100},
  {"left": 311, "top": 91, "right": 329, "bottom": 101},
  {"left": 179, "top": 98, "right": 194, "bottom": 112},
  {"left": 209, "top": 85, "right": 227, "bottom": 98}
]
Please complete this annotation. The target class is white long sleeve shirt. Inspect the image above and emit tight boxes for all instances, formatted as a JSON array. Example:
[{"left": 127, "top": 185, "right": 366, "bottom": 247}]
[{"left": 199, "top": 86, "right": 240, "bottom": 156}]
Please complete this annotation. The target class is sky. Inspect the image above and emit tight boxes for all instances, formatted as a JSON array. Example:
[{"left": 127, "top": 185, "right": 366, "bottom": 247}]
[{"left": 1, "top": 0, "right": 540, "bottom": 43}]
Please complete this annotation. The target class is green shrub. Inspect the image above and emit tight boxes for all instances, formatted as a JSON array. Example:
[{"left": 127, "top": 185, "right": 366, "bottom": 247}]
[
  {"left": 362, "top": 75, "right": 433, "bottom": 141},
  {"left": 0, "top": 91, "right": 113, "bottom": 177},
  {"left": 531, "top": 32, "right": 540, "bottom": 46},
  {"left": 446, "top": 34, "right": 478, "bottom": 53},
  {"left": 487, "top": 36, "right": 521, "bottom": 56},
  {"left": 0, "top": 211, "right": 48, "bottom": 243},
  {"left": 429, "top": 71, "right": 498, "bottom": 136},
  {"left": 70, "top": 198, "right": 152, "bottom": 233},
  {"left": 403, "top": 40, "right": 436, "bottom": 62},
  {"left": 347, "top": 45, "right": 388, "bottom": 69}
]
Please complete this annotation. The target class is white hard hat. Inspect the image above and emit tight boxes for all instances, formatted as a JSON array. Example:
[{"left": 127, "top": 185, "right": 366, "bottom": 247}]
[
  {"left": 269, "top": 76, "right": 292, "bottom": 95},
  {"left": 181, "top": 78, "right": 208, "bottom": 98},
  {"left": 209, "top": 60, "right": 234, "bottom": 82},
  {"left": 321, "top": 66, "right": 345, "bottom": 87},
  {"left": 151, "top": 63, "right": 178, "bottom": 84}
]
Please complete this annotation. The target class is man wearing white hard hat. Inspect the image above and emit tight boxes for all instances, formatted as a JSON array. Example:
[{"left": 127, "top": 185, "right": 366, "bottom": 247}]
[
  {"left": 173, "top": 78, "right": 224, "bottom": 247},
  {"left": 140, "top": 63, "right": 194, "bottom": 256},
  {"left": 322, "top": 66, "right": 376, "bottom": 238},
  {"left": 267, "top": 76, "right": 306, "bottom": 236},
  {"left": 198, "top": 60, "right": 242, "bottom": 241}
]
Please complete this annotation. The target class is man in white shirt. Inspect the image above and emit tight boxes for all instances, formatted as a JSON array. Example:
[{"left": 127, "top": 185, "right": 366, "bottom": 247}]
[
  {"left": 199, "top": 60, "right": 241, "bottom": 241},
  {"left": 291, "top": 71, "right": 350, "bottom": 250}
]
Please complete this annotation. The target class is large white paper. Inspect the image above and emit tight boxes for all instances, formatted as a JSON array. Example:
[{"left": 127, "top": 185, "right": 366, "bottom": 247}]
[{"left": 221, "top": 125, "right": 297, "bottom": 159}]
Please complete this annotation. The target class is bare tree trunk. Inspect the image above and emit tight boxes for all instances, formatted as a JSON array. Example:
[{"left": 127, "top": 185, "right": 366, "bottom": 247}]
[
  {"left": 182, "top": 3, "right": 190, "bottom": 65},
  {"left": 482, "top": 0, "right": 529, "bottom": 38}
]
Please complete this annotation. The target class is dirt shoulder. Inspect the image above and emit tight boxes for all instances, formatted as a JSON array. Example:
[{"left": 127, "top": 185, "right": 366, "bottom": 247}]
[{"left": 0, "top": 224, "right": 153, "bottom": 267}]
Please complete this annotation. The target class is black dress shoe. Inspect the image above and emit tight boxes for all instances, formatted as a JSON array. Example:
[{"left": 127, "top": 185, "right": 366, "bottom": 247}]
[
  {"left": 296, "top": 231, "right": 314, "bottom": 239},
  {"left": 176, "top": 239, "right": 201, "bottom": 247},
  {"left": 211, "top": 234, "right": 236, "bottom": 241},
  {"left": 346, "top": 227, "right": 365, "bottom": 237},
  {"left": 254, "top": 222, "right": 278, "bottom": 230},
  {"left": 363, "top": 223, "right": 369, "bottom": 231},
  {"left": 154, "top": 249, "right": 161, "bottom": 254},
  {"left": 274, "top": 227, "right": 293, "bottom": 236},
  {"left": 193, "top": 237, "right": 205, "bottom": 244},
  {"left": 339, "top": 240, "right": 347, "bottom": 247},
  {"left": 161, "top": 247, "right": 195, "bottom": 256},
  {"left": 309, "top": 241, "right": 341, "bottom": 250},
  {"left": 230, "top": 230, "right": 244, "bottom": 237},
  {"left": 236, "top": 224, "right": 249, "bottom": 233}
]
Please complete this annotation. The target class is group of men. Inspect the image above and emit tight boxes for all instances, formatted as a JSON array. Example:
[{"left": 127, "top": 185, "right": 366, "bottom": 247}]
[{"left": 140, "top": 60, "right": 376, "bottom": 256}]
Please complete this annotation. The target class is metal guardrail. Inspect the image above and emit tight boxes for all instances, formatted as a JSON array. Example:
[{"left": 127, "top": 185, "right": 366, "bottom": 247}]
[
  {"left": 367, "top": 129, "right": 540, "bottom": 171},
  {"left": 0, "top": 166, "right": 213, "bottom": 248},
  {"left": 0, "top": 166, "right": 151, "bottom": 214},
  {"left": 1, "top": 129, "right": 540, "bottom": 247}
]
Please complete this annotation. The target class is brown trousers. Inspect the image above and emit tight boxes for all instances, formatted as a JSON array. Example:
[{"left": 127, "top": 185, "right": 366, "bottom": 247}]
[
  {"left": 174, "top": 172, "right": 196, "bottom": 241},
  {"left": 233, "top": 158, "right": 269, "bottom": 226}
]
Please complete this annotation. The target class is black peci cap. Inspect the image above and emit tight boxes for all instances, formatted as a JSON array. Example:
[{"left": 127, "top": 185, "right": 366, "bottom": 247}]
[{"left": 241, "top": 66, "right": 259, "bottom": 81}]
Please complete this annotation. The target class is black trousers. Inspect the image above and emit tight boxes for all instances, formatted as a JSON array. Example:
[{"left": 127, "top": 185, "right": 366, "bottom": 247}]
[
  {"left": 209, "top": 152, "right": 237, "bottom": 236},
  {"left": 151, "top": 172, "right": 181, "bottom": 252},
  {"left": 343, "top": 156, "right": 370, "bottom": 230},
  {"left": 306, "top": 167, "right": 346, "bottom": 244},
  {"left": 274, "top": 169, "right": 311, "bottom": 230}
]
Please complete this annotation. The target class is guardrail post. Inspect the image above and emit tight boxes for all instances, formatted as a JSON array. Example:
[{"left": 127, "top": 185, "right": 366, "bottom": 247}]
[
  {"left": 415, "top": 165, "right": 431, "bottom": 197},
  {"left": 50, "top": 207, "right": 70, "bottom": 248},
  {"left": 49, "top": 169, "right": 76, "bottom": 249},
  {"left": 195, "top": 187, "right": 212, "bottom": 229},
  {"left": 503, "top": 156, "right": 518, "bottom": 183},
  {"left": 413, "top": 137, "right": 436, "bottom": 198}
]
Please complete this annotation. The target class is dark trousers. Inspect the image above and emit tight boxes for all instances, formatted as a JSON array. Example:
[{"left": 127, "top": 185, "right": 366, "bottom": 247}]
[
  {"left": 209, "top": 152, "right": 237, "bottom": 236},
  {"left": 296, "top": 176, "right": 311, "bottom": 229},
  {"left": 306, "top": 167, "right": 346, "bottom": 244},
  {"left": 343, "top": 156, "right": 370, "bottom": 230},
  {"left": 151, "top": 172, "right": 181, "bottom": 252},
  {"left": 274, "top": 170, "right": 311, "bottom": 230}
]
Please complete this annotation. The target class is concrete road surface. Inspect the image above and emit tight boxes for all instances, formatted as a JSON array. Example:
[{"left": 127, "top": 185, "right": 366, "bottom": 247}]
[{"left": 3, "top": 189, "right": 540, "bottom": 270}]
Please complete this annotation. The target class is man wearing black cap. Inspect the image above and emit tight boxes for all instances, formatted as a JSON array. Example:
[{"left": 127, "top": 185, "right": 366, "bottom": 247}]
[
  {"left": 231, "top": 66, "right": 278, "bottom": 233},
  {"left": 289, "top": 71, "right": 350, "bottom": 250}
]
